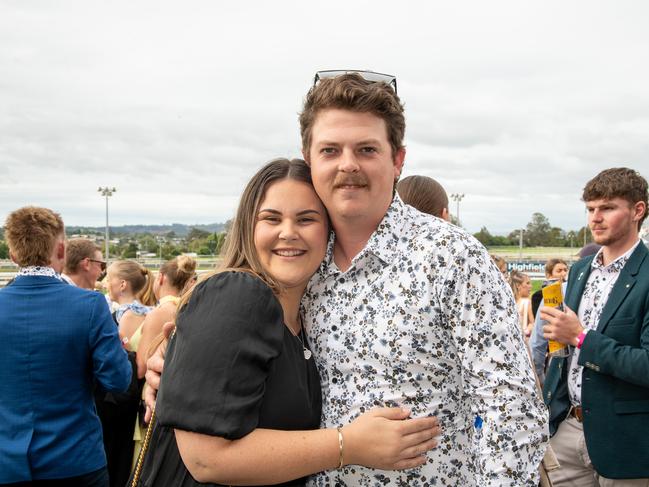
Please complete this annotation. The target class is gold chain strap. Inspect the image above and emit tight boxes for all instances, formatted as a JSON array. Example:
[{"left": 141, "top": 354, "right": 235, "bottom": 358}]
[
  {"left": 130, "top": 408, "right": 157, "bottom": 487},
  {"left": 131, "top": 327, "right": 176, "bottom": 486}
]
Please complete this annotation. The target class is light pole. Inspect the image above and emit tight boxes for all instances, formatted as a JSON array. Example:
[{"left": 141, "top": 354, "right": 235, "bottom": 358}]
[
  {"left": 450, "top": 193, "right": 465, "bottom": 227},
  {"left": 157, "top": 236, "right": 164, "bottom": 266},
  {"left": 518, "top": 228, "right": 525, "bottom": 260},
  {"left": 98, "top": 187, "right": 116, "bottom": 261}
]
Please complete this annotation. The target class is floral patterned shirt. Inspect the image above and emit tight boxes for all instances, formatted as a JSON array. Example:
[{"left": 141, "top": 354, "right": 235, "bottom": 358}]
[
  {"left": 303, "top": 196, "right": 548, "bottom": 486},
  {"left": 568, "top": 240, "right": 640, "bottom": 406},
  {"left": 115, "top": 300, "right": 152, "bottom": 322},
  {"left": 17, "top": 266, "right": 62, "bottom": 280}
]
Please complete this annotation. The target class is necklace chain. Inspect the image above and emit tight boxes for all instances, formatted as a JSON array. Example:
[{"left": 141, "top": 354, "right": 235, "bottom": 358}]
[{"left": 292, "top": 319, "right": 312, "bottom": 360}]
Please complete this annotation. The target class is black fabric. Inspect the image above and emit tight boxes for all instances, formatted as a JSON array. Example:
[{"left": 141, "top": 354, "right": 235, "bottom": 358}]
[
  {"left": 531, "top": 289, "right": 544, "bottom": 316},
  {"left": 134, "top": 272, "right": 322, "bottom": 487},
  {"left": 94, "top": 317, "right": 142, "bottom": 487},
  {"left": 95, "top": 392, "right": 138, "bottom": 487},
  {"left": 1, "top": 466, "right": 109, "bottom": 487}
]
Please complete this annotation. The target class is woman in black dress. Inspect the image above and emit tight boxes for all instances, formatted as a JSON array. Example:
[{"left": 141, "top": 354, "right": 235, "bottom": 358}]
[{"left": 132, "top": 159, "right": 440, "bottom": 486}]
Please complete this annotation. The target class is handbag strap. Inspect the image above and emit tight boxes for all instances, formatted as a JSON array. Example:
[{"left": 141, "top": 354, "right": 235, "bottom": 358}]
[
  {"left": 131, "top": 327, "right": 176, "bottom": 486},
  {"left": 131, "top": 408, "right": 157, "bottom": 487}
]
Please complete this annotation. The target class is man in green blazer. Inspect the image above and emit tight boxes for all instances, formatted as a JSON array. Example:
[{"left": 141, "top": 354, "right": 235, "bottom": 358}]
[{"left": 542, "top": 167, "right": 649, "bottom": 486}]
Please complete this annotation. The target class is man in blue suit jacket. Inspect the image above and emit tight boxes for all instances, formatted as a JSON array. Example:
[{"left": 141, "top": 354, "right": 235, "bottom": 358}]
[
  {"left": 542, "top": 168, "right": 649, "bottom": 486},
  {"left": 0, "top": 206, "right": 132, "bottom": 486}
]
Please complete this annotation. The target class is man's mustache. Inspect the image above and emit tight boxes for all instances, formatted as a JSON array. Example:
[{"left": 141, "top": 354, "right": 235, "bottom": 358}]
[{"left": 333, "top": 174, "right": 369, "bottom": 188}]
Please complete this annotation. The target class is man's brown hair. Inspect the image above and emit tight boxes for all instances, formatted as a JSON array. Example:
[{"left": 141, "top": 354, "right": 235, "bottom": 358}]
[
  {"left": 4, "top": 206, "right": 65, "bottom": 267},
  {"left": 582, "top": 167, "right": 648, "bottom": 229},
  {"left": 299, "top": 73, "right": 405, "bottom": 159},
  {"left": 64, "top": 238, "right": 100, "bottom": 274}
]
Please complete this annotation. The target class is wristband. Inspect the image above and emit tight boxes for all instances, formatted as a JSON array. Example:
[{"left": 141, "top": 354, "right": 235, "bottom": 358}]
[
  {"left": 336, "top": 426, "right": 344, "bottom": 469},
  {"left": 576, "top": 330, "right": 588, "bottom": 349}
]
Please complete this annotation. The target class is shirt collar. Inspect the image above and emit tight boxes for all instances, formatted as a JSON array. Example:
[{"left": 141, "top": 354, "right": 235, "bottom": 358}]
[
  {"left": 362, "top": 193, "right": 406, "bottom": 265},
  {"left": 17, "top": 266, "right": 63, "bottom": 280},
  {"left": 591, "top": 239, "right": 641, "bottom": 272},
  {"left": 319, "top": 194, "right": 405, "bottom": 275},
  {"left": 61, "top": 273, "right": 76, "bottom": 285}
]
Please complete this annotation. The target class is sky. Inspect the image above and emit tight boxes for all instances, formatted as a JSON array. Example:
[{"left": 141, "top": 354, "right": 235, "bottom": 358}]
[{"left": 1, "top": 0, "right": 648, "bottom": 235}]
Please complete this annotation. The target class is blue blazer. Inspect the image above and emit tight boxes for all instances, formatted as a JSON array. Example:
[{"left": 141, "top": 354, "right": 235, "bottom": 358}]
[
  {"left": 543, "top": 242, "right": 649, "bottom": 479},
  {"left": 0, "top": 275, "right": 132, "bottom": 483}
]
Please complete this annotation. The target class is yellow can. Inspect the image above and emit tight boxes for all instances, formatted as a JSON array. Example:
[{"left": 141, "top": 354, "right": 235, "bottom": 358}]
[{"left": 542, "top": 281, "right": 569, "bottom": 357}]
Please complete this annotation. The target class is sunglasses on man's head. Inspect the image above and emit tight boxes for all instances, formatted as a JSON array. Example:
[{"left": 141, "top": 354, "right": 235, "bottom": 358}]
[
  {"left": 313, "top": 70, "right": 397, "bottom": 94},
  {"left": 88, "top": 258, "right": 107, "bottom": 272}
]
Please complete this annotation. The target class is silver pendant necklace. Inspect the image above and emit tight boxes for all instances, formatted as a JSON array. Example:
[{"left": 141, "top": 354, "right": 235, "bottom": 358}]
[{"left": 294, "top": 326, "right": 312, "bottom": 360}]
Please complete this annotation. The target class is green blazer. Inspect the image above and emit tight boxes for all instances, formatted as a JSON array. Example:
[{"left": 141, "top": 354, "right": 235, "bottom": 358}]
[{"left": 543, "top": 242, "right": 649, "bottom": 479}]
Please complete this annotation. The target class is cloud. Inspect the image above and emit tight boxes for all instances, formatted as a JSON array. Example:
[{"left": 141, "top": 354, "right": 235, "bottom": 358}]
[{"left": 1, "top": 0, "right": 648, "bottom": 235}]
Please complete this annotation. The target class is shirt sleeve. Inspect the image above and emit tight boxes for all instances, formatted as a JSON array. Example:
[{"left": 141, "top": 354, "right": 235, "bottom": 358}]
[
  {"left": 577, "top": 301, "right": 649, "bottom": 388},
  {"left": 529, "top": 302, "right": 548, "bottom": 383},
  {"left": 439, "top": 242, "right": 549, "bottom": 486},
  {"left": 88, "top": 292, "right": 133, "bottom": 392},
  {"left": 156, "top": 271, "right": 284, "bottom": 439}
]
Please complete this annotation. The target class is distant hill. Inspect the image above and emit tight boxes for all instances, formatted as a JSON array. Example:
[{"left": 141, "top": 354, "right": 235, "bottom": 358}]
[{"left": 66, "top": 222, "right": 226, "bottom": 237}]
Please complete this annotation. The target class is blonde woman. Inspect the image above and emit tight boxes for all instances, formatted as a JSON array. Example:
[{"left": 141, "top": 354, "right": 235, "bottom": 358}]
[
  {"left": 106, "top": 260, "right": 155, "bottom": 342},
  {"left": 509, "top": 270, "right": 535, "bottom": 339},
  {"left": 101, "top": 260, "right": 154, "bottom": 487},
  {"left": 132, "top": 255, "right": 197, "bottom": 464},
  {"left": 135, "top": 256, "right": 197, "bottom": 378}
]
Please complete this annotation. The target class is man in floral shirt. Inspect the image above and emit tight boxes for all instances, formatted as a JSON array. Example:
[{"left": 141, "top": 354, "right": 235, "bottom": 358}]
[
  {"left": 542, "top": 168, "right": 649, "bottom": 486},
  {"left": 299, "top": 72, "right": 548, "bottom": 486}
]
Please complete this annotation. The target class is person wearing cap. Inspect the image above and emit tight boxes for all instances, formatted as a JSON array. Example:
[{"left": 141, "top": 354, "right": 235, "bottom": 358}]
[{"left": 542, "top": 168, "right": 649, "bottom": 485}]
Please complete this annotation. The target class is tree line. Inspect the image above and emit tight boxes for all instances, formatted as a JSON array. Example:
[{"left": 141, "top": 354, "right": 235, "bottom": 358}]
[
  {"left": 0, "top": 225, "right": 230, "bottom": 261},
  {"left": 0, "top": 213, "right": 587, "bottom": 262},
  {"left": 473, "top": 212, "right": 590, "bottom": 247}
]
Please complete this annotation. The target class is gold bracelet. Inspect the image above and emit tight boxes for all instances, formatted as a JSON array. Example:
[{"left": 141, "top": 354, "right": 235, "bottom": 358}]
[{"left": 336, "top": 426, "right": 344, "bottom": 469}]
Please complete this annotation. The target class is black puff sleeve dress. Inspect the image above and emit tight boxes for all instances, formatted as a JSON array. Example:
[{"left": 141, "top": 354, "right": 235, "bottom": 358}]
[{"left": 135, "top": 272, "right": 322, "bottom": 487}]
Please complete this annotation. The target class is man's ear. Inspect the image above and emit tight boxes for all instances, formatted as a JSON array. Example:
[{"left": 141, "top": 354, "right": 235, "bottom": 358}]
[
  {"left": 302, "top": 149, "right": 311, "bottom": 166},
  {"left": 441, "top": 207, "right": 450, "bottom": 222},
  {"left": 393, "top": 147, "right": 406, "bottom": 179},
  {"left": 9, "top": 251, "right": 17, "bottom": 265},
  {"left": 57, "top": 240, "right": 65, "bottom": 261},
  {"left": 633, "top": 201, "right": 647, "bottom": 223}
]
